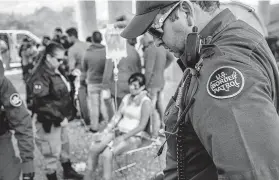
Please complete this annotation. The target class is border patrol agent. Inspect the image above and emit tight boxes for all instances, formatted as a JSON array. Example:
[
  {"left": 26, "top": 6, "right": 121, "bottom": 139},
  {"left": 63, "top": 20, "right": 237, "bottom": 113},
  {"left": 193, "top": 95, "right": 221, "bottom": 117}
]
[
  {"left": 121, "top": 1, "right": 279, "bottom": 180},
  {"left": 27, "top": 42, "right": 83, "bottom": 180},
  {"left": 0, "top": 60, "right": 35, "bottom": 180}
]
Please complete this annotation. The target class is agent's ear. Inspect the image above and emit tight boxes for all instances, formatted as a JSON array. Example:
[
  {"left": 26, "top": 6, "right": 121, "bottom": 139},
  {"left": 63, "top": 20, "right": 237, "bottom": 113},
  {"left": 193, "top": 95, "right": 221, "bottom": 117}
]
[{"left": 180, "top": 0, "right": 194, "bottom": 26}]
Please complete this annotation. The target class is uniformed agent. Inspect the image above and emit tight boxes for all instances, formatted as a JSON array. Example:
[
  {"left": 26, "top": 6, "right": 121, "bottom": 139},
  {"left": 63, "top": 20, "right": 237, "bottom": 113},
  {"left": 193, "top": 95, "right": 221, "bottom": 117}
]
[
  {"left": 0, "top": 60, "right": 35, "bottom": 179},
  {"left": 27, "top": 42, "right": 83, "bottom": 180},
  {"left": 121, "top": 1, "right": 279, "bottom": 180}
]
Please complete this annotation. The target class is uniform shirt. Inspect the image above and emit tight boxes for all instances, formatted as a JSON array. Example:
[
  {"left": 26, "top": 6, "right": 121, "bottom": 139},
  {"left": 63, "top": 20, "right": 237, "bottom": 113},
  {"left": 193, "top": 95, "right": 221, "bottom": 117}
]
[
  {"left": 29, "top": 63, "right": 75, "bottom": 130},
  {"left": 67, "top": 40, "right": 89, "bottom": 72},
  {"left": 0, "top": 61, "right": 34, "bottom": 173},
  {"left": 164, "top": 8, "right": 279, "bottom": 180}
]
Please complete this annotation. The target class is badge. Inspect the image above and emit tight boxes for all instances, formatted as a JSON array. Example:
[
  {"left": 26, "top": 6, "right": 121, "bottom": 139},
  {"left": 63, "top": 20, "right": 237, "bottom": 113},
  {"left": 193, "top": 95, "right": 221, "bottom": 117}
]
[
  {"left": 206, "top": 66, "right": 245, "bottom": 99},
  {"left": 10, "top": 93, "right": 22, "bottom": 107},
  {"left": 33, "top": 81, "right": 43, "bottom": 94}
]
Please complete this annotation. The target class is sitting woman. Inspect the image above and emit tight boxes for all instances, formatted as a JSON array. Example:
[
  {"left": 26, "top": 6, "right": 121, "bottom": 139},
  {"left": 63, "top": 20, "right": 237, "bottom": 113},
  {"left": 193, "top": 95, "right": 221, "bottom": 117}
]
[{"left": 84, "top": 72, "right": 152, "bottom": 180}]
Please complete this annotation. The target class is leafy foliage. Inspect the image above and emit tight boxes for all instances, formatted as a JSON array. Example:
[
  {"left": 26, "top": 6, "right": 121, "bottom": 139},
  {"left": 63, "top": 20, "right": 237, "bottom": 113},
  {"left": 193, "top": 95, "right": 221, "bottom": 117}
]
[{"left": 0, "top": 6, "right": 77, "bottom": 38}]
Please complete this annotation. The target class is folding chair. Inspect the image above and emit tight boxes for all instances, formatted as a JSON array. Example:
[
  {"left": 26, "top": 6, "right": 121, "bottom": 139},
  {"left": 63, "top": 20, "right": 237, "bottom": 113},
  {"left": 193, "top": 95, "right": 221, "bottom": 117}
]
[{"left": 112, "top": 111, "right": 164, "bottom": 180}]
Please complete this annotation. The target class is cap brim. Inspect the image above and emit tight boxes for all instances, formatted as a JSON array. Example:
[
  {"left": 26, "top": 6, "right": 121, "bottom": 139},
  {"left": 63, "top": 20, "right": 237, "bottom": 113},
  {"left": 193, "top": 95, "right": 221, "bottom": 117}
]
[{"left": 120, "top": 9, "right": 160, "bottom": 39}]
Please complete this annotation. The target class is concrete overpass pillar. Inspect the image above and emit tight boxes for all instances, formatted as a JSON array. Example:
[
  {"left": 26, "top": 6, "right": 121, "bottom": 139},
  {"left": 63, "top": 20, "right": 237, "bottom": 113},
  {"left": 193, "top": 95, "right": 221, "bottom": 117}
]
[
  {"left": 258, "top": 0, "right": 270, "bottom": 26},
  {"left": 108, "top": 1, "right": 133, "bottom": 23},
  {"left": 76, "top": 1, "right": 97, "bottom": 41}
]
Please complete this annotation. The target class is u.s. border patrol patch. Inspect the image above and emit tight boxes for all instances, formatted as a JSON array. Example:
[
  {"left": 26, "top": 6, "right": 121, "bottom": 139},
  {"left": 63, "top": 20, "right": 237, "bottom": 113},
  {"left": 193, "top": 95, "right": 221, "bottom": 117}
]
[
  {"left": 10, "top": 93, "right": 22, "bottom": 107},
  {"left": 33, "top": 81, "right": 43, "bottom": 94},
  {"left": 206, "top": 66, "right": 245, "bottom": 99}
]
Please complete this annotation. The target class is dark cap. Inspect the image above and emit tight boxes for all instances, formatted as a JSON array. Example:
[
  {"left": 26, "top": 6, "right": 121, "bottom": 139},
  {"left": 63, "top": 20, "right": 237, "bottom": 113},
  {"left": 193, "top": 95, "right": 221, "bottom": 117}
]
[{"left": 120, "top": 1, "right": 178, "bottom": 39}]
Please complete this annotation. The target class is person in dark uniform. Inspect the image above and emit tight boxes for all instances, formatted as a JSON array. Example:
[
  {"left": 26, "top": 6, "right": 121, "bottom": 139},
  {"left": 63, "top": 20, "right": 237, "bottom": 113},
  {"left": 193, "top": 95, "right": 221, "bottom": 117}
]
[
  {"left": 27, "top": 42, "right": 83, "bottom": 180},
  {"left": 121, "top": 1, "right": 279, "bottom": 180},
  {"left": 0, "top": 60, "right": 35, "bottom": 180}
]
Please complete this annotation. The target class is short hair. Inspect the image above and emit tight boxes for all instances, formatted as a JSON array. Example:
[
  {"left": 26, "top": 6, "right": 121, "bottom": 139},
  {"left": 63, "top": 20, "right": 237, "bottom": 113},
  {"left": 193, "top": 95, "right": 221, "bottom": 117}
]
[
  {"left": 128, "top": 73, "right": 146, "bottom": 87},
  {"left": 86, "top": 36, "right": 92, "bottom": 43},
  {"left": 66, "top": 27, "right": 78, "bottom": 38},
  {"left": 190, "top": 1, "right": 220, "bottom": 12},
  {"left": 92, "top": 31, "right": 103, "bottom": 43},
  {"left": 43, "top": 36, "right": 50, "bottom": 41},
  {"left": 54, "top": 27, "right": 63, "bottom": 33},
  {"left": 160, "top": 1, "right": 220, "bottom": 22},
  {"left": 45, "top": 42, "right": 65, "bottom": 57}
]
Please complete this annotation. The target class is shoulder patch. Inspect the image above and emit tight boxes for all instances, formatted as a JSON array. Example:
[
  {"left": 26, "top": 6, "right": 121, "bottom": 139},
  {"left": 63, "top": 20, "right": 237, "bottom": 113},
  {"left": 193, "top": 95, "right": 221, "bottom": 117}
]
[
  {"left": 33, "top": 81, "right": 43, "bottom": 94},
  {"left": 10, "top": 93, "right": 22, "bottom": 107},
  {"left": 206, "top": 66, "right": 245, "bottom": 99}
]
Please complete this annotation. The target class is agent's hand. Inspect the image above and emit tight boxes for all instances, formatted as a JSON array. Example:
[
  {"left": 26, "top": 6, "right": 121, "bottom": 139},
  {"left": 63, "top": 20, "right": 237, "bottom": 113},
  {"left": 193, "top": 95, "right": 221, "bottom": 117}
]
[
  {"left": 60, "top": 118, "right": 69, "bottom": 127},
  {"left": 23, "top": 172, "right": 35, "bottom": 180}
]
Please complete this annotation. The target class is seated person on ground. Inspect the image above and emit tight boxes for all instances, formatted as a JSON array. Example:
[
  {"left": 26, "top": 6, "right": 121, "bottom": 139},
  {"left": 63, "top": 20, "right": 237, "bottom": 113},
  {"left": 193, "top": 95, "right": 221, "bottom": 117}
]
[{"left": 84, "top": 72, "right": 152, "bottom": 180}]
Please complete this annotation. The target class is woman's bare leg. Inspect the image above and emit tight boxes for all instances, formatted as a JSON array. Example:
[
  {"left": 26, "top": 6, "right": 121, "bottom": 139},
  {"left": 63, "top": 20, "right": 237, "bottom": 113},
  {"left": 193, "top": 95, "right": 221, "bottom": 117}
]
[
  {"left": 102, "top": 147, "right": 114, "bottom": 180},
  {"left": 84, "top": 133, "right": 114, "bottom": 180},
  {"left": 101, "top": 137, "right": 142, "bottom": 180}
]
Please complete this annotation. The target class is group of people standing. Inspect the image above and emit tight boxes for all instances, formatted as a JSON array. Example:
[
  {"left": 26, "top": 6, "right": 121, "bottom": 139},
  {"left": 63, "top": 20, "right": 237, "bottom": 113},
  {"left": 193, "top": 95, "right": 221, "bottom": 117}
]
[
  {"left": 3, "top": 0, "right": 279, "bottom": 180},
  {"left": 0, "top": 18, "right": 174, "bottom": 180}
]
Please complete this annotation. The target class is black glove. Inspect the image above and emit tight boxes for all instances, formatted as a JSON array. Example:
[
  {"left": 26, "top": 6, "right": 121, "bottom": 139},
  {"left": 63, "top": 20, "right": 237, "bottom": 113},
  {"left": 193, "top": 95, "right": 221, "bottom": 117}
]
[{"left": 23, "top": 172, "right": 35, "bottom": 180}]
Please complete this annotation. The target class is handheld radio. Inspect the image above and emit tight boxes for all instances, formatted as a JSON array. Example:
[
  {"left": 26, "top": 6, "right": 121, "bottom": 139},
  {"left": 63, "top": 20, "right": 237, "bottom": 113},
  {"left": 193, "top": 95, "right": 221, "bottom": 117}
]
[{"left": 178, "top": 26, "right": 202, "bottom": 70}]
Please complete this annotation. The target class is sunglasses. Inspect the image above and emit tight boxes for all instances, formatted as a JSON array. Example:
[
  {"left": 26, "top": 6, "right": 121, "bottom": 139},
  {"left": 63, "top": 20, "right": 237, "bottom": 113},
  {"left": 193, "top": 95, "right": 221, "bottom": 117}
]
[
  {"left": 148, "top": 1, "right": 181, "bottom": 39},
  {"left": 56, "top": 58, "right": 64, "bottom": 63},
  {"left": 50, "top": 54, "right": 64, "bottom": 62}
]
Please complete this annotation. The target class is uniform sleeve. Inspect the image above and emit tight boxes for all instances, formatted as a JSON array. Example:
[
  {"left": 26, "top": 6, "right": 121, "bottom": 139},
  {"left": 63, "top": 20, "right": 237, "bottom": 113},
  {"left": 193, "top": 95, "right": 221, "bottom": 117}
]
[
  {"left": 194, "top": 55, "right": 279, "bottom": 179},
  {"left": 0, "top": 76, "right": 34, "bottom": 173},
  {"left": 32, "top": 75, "right": 64, "bottom": 122},
  {"left": 31, "top": 76, "right": 49, "bottom": 98}
]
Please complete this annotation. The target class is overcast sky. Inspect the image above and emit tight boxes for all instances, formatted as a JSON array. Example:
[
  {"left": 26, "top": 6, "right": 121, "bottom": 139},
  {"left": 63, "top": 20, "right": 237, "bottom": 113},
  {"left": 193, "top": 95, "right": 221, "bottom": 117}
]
[
  {"left": 0, "top": 0, "right": 278, "bottom": 19},
  {"left": 0, "top": 0, "right": 108, "bottom": 20}
]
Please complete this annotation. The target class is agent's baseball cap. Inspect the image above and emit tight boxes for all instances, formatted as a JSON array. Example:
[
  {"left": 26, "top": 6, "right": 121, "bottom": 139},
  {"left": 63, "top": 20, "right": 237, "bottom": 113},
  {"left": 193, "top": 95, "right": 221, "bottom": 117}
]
[{"left": 120, "top": 1, "right": 178, "bottom": 39}]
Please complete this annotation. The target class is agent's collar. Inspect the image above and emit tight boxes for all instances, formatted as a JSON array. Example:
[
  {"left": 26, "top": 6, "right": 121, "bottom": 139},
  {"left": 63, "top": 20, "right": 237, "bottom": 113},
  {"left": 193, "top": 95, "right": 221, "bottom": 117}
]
[{"left": 199, "top": 8, "right": 236, "bottom": 39}]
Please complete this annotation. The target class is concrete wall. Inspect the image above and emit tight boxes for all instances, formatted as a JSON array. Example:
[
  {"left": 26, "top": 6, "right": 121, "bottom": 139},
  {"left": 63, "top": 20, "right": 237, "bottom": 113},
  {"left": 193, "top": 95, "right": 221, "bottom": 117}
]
[{"left": 76, "top": 1, "right": 97, "bottom": 41}]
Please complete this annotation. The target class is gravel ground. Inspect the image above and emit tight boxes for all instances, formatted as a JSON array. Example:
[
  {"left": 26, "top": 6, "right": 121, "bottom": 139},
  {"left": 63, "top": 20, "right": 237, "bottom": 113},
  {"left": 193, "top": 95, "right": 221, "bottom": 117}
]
[{"left": 32, "top": 120, "right": 167, "bottom": 180}]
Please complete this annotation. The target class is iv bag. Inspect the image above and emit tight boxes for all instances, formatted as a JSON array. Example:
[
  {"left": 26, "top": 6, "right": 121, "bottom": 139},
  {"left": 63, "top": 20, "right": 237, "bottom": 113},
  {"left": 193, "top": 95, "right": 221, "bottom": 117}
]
[{"left": 104, "top": 24, "right": 127, "bottom": 62}]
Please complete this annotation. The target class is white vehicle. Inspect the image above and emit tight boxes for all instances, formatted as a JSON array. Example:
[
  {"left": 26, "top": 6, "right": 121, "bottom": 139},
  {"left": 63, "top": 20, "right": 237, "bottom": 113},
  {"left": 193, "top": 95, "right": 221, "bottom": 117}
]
[{"left": 0, "top": 30, "right": 41, "bottom": 68}]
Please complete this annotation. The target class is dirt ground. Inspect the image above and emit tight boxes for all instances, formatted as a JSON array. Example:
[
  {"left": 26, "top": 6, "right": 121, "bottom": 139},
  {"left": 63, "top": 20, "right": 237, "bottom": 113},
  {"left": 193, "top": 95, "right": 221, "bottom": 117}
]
[
  {"left": 7, "top": 67, "right": 181, "bottom": 180},
  {"left": 31, "top": 120, "right": 167, "bottom": 180}
]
